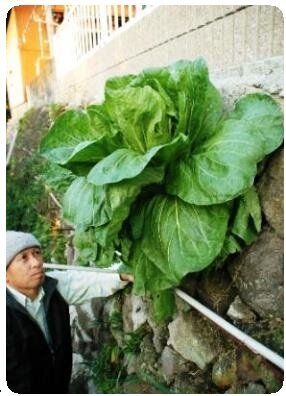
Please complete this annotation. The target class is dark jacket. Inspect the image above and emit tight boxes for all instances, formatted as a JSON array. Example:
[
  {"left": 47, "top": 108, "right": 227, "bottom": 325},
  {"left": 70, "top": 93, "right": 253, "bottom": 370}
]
[{"left": 6, "top": 276, "right": 72, "bottom": 394}]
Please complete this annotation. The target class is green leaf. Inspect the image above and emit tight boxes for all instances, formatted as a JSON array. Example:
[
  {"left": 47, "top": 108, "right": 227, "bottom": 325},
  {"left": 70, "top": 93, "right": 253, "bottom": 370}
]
[
  {"left": 62, "top": 177, "right": 110, "bottom": 227},
  {"left": 152, "top": 289, "right": 175, "bottom": 322},
  {"left": 87, "top": 134, "right": 187, "bottom": 185},
  {"left": 73, "top": 227, "right": 116, "bottom": 267},
  {"left": 130, "top": 67, "right": 178, "bottom": 118},
  {"left": 140, "top": 195, "right": 229, "bottom": 283},
  {"left": 131, "top": 58, "right": 223, "bottom": 144},
  {"left": 230, "top": 93, "right": 283, "bottom": 155},
  {"left": 105, "top": 74, "right": 136, "bottom": 94},
  {"left": 218, "top": 234, "right": 241, "bottom": 262},
  {"left": 129, "top": 204, "right": 149, "bottom": 241},
  {"left": 105, "top": 85, "right": 171, "bottom": 153},
  {"left": 40, "top": 109, "right": 119, "bottom": 173},
  {"left": 73, "top": 227, "right": 98, "bottom": 266},
  {"left": 194, "top": 82, "right": 224, "bottom": 145},
  {"left": 167, "top": 119, "right": 265, "bottom": 205},
  {"left": 92, "top": 167, "right": 164, "bottom": 246},
  {"left": 86, "top": 103, "right": 119, "bottom": 138},
  {"left": 168, "top": 58, "right": 223, "bottom": 143},
  {"left": 231, "top": 186, "right": 261, "bottom": 245},
  {"left": 88, "top": 148, "right": 156, "bottom": 186},
  {"left": 244, "top": 186, "right": 262, "bottom": 232},
  {"left": 41, "top": 162, "right": 76, "bottom": 194},
  {"left": 118, "top": 236, "right": 133, "bottom": 264},
  {"left": 64, "top": 167, "right": 164, "bottom": 249},
  {"left": 129, "top": 242, "right": 175, "bottom": 295},
  {"left": 94, "top": 243, "right": 117, "bottom": 267}
]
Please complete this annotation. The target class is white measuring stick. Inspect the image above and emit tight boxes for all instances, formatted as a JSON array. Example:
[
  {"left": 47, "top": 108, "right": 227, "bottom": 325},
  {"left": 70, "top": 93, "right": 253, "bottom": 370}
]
[
  {"left": 44, "top": 263, "right": 119, "bottom": 273},
  {"left": 175, "top": 288, "right": 284, "bottom": 371}
]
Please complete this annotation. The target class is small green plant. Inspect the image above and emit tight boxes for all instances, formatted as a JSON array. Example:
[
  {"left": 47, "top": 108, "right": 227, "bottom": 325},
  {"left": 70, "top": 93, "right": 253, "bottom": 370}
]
[
  {"left": 137, "top": 370, "right": 173, "bottom": 393},
  {"left": 89, "top": 342, "right": 126, "bottom": 393},
  {"left": 122, "top": 331, "right": 143, "bottom": 355},
  {"left": 48, "top": 103, "right": 66, "bottom": 122},
  {"left": 109, "top": 311, "right": 123, "bottom": 330},
  {"left": 6, "top": 107, "right": 68, "bottom": 263}
]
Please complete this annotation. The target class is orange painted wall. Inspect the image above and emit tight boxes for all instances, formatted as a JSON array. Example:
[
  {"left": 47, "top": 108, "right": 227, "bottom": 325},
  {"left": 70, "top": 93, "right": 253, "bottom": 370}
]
[
  {"left": 15, "top": 5, "right": 49, "bottom": 85},
  {"left": 6, "top": 5, "right": 50, "bottom": 110},
  {"left": 6, "top": 8, "right": 25, "bottom": 108}
]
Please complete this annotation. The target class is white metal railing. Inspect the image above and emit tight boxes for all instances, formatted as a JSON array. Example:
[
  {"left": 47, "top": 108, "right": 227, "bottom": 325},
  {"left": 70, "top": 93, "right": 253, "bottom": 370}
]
[{"left": 48, "top": 5, "right": 154, "bottom": 77}]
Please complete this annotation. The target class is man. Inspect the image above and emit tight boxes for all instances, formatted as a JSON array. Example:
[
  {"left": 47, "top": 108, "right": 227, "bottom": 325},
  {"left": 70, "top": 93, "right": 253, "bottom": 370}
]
[{"left": 6, "top": 230, "right": 133, "bottom": 394}]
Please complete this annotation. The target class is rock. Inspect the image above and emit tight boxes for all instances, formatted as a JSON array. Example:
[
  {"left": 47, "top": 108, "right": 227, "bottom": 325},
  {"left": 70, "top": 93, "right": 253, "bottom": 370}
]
[
  {"left": 235, "top": 350, "right": 282, "bottom": 393},
  {"left": 239, "top": 318, "right": 284, "bottom": 355},
  {"left": 258, "top": 148, "right": 284, "bottom": 238},
  {"left": 86, "top": 378, "right": 97, "bottom": 394},
  {"left": 180, "top": 272, "right": 199, "bottom": 296},
  {"left": 160, "top": 346, "right": 190, "bottom": 384},
  {"left": 122, "top": 294, "right": 148, "bottom": 332},
  {"left": 122, "top": 378, "right": 163, "bottom": 394},
  {"left": 102, "top": 293, "right": 122, "bottom": 320},
  {"left": 167, "top": 311, "right": 224, "bottom": 369},
  {"left": 70, "top": 298, "right": 105, "bottom": 356},
  {"left": 69, "top": 353, "right": 91, "bottom": 393},
  {"left": 126, "top": 354, "right": 140, "bottom": 375},
  {"left": 103, "top": 296, "right": 124, "bottom": 346},
  {"left": 227, "top": 296, "right": 257, "bottom": 323},
  {"left": 174, "top": 293, "right": 192, "bottom": 313},
  {"left": 225, "top": 382, "right": 266, "bottom": 394},
  {"left": 172, "top": 373, "right": 203, "bottom": 394},
  {"left": 215, "top": 349, "right": 282, "bottom": 394},
  {"left": 212, "top": 57, "right": 283, "bottom": 113},
  {"left": 212, "top": 351, "right": 237, "bottom": 389},
  {"left": 145, "top": 299, "right": 169, "bottom": 354},
  {"left": 173, "top": 371, "right": 219, "bottom": 394},
  {"left": 125, "top": 335, "right": 168, "bottom": 392},
  {"left": 228, "top": 230, "right": 283, "bottom": 318},
  {"left": 137, "top": 333, "right": 159, "bottom": 374},
  {"left": 147, "top": 317, "right": 169, "bottom": 354},
  {"left": 196, "top": 269, "right": 237, "bottom": 314}
]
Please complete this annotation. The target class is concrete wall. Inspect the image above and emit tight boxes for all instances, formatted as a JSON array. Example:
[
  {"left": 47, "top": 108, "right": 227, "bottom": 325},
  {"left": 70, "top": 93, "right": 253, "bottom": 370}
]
[{"left": 54, "top": 5, "right": 283, "bottom": 105}]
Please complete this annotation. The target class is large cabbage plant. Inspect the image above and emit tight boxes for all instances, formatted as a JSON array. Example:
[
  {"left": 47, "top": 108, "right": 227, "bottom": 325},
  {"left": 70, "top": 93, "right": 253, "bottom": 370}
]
[{"left": 40, "top": 58, "right": 283, "bottom": 318}]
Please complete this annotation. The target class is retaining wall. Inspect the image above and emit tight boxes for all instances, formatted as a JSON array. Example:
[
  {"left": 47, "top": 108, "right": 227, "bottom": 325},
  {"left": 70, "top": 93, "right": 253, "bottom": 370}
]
[{"left": 54, "top": 5, "right": 283, "bottom": 105}]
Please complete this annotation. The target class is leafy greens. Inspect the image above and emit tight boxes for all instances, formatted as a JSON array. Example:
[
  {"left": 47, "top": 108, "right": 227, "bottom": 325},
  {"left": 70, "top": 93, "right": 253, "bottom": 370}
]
[{"left": 40, "top": 58, "right": 283, "bottom": 318}]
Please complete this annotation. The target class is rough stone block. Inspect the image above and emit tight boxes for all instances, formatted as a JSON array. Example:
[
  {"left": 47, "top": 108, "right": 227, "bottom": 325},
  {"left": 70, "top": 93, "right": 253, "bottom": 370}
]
[
  {"left": 122, "top": 294, "right": 147, "bottom": 332},
  {"left": 160, "top": 346, "right": 190, "bottom": 384},
  {"left": 227, "top": 296, "right": 257, "bottom": 323},
  {"left": 167, "top": 311, "right": 223, "bottom": 369},
  {"left": 258, "top": 148, "right": 284, "bottom": 238},
  {"left": 228, "top": 229, "right": 284, "bottom": 318}
]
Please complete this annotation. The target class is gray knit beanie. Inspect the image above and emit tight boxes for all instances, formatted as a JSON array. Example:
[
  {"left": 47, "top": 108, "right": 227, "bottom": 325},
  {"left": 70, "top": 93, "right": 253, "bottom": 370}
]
[{"left": 6, "top": 231, "right": 41, "bottom": 267}]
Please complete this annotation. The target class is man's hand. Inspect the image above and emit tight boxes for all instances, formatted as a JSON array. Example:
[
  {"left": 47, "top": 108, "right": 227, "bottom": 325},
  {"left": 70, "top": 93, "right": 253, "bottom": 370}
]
[{"left": 120, "top": 273, "right": 134, "bottom": 282}]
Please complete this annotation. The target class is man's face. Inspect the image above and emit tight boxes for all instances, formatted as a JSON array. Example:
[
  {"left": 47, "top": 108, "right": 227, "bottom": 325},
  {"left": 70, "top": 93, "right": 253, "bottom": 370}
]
[{"left": 6, "top": 247, "right": 45, "bottom": 293}]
